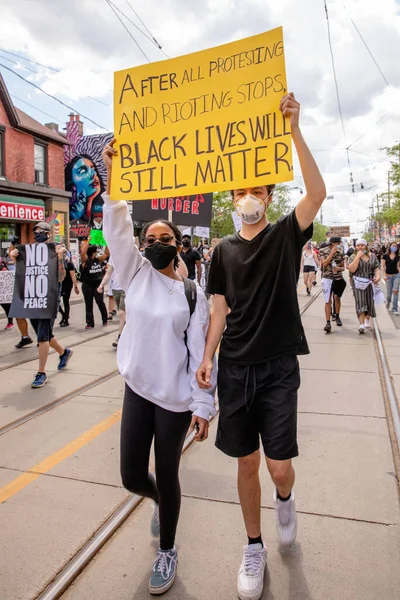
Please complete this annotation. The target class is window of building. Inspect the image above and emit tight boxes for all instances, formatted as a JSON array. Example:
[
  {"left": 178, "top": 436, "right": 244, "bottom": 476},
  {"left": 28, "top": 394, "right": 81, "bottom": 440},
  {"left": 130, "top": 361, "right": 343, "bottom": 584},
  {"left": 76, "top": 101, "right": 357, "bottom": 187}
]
[
  {"left": 34, "top": 142, "right": 47, "bottom": 184},
  {"left": 0, "top": 127, "right": 4, "bottom": 177}
]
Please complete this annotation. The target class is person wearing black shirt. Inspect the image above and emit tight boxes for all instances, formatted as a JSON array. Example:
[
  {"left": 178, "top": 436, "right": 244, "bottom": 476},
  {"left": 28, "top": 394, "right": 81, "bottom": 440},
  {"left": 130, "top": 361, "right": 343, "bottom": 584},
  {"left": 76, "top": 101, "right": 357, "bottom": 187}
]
[
  {"left": 382, "top": 244, "right": 400, "bottom": 314},
  {"left": 59, "top": 251, "right": 79, "bottom": 327},
  {"left": 180, "top": 236, "right": 201, "bottom": 283},
  {"left": 80, "top": 242, "right": 109, "bottom": 328},
  {"left": 196, "top": 93, "right": 326, "bottom": 600}
]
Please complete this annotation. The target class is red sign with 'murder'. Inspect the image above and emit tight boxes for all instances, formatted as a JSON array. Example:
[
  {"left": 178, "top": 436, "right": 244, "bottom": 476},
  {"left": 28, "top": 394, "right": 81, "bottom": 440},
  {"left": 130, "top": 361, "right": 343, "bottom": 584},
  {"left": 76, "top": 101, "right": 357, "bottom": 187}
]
[{"left": 131, "top": 193, "right": 213, "bottom": 227}]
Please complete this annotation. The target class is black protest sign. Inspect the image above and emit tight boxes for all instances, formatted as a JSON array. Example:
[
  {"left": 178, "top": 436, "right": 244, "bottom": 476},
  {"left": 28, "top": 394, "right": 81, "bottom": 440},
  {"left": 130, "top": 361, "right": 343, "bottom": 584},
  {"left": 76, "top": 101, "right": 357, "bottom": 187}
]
[
  {"left": 9, "top": 243, "right": 59, "bottom": 319},
  {"left": 131, "top": 193, "right": 213, "bottom": 227}
]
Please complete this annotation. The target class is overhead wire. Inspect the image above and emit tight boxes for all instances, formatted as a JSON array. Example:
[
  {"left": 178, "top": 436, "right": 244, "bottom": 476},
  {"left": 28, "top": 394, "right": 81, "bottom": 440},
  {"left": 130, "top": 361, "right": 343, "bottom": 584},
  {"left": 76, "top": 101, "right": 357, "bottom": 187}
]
[
  {"left": 0, "top": 63, "right": 110, "bottom": 131},
  {"left": 343, "top": 4, "right": 390, "bottom": 87},
  {"left": 11, "top": 94, "right": 65, "bottom": 125},
  {"left": 0, "top": 51, "right": 111, "bottom": 109},
  {"left": 123, "top": 0, "right": 170, "bottom": 58},
  {"left": 105, "top": 0, "right": 150, "bottom": 62},
  {"left": 0, "top": 48, "right": 60, "bottom": 72}
]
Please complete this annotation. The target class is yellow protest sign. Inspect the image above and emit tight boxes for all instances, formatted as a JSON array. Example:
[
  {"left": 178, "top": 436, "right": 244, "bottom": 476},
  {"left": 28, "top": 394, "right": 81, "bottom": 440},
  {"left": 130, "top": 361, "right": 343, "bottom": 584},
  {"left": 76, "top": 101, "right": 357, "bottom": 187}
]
[{"left": 111, "top": 27, "right": 293, "bottom": 200}]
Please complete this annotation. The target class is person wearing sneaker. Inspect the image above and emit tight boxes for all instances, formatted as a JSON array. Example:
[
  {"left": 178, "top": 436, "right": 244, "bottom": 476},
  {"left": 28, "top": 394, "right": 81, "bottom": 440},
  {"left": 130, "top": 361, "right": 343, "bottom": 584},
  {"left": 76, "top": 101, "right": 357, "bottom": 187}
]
[
  {"left": 301, "top": 241, "right": 319, "bottom": 295},
  {"left": 319, "top": 236, "right": 346, "bottom": 333},
  {"left": 348, "top": 240, "right": 381, "bottom": 334},
  {"left": 80, "top": 242, "right": 109, "bottom": 328},
  {"left": 97, "top": 257, "right": 126, "bottom": 348},
  {"left": 196, "top": 93, "right": 326, "bottom": 600},
  {"left": 102, "top": 140, "right": 216, "bottom": 596},
  {"left": 10, "top": 221, "right": 74, "bottom": 388},
  {"left": 382, "top": 244, "right": 400, "bottom": 315}
]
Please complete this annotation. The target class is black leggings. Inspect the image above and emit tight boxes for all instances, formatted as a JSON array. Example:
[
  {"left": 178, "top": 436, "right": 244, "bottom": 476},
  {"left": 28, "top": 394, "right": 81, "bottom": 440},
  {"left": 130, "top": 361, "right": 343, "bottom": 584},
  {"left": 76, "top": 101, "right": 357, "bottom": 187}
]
[
  {"left": 1, "top": 303, "right": 13, "bottom": 325},
  {"left": 120, "top": 384, "right": 191, "bottom": 550},
  {"left": 59, "top": 287, "right": 72, "bottom": 322},
  {"left": 81, "top": 282, "right": 108, "bottom": 326}
]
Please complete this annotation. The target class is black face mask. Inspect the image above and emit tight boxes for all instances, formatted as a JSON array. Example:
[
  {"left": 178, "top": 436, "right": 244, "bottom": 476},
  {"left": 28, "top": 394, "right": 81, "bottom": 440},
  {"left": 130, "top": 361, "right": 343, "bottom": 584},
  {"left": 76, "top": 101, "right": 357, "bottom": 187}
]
[
  {"left": 144, "top": 243, "right": 177, "bottom": 270},
  {"left": 34, "top": 232, "right": 49, "bottom": 243},
  {"left": 182, "top": 240, "right": 190, "bottom": 248}
]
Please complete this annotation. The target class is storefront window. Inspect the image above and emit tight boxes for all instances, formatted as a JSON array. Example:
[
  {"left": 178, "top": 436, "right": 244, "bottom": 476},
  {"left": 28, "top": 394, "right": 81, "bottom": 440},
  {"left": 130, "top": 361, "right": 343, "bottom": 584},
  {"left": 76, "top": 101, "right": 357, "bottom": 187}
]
[
  {"left": 0, "top": 223, "right": 18, "bottom": 257},
  {"left": 34, "top": 143, "right": 47, "bottom": 184}
]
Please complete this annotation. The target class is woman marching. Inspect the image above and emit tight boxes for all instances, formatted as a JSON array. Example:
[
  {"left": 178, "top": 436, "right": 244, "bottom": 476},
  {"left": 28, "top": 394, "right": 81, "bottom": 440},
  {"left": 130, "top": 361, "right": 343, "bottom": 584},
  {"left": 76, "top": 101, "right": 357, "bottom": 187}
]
[
  {"left": 301, "top": 241, "right": 320, "bottom": 295},
  {"left": 102, "top": 140, "right": 216, "bottom": 595},
  {"left": 348, "top": 239, "right": 381, "bottom": 334}
]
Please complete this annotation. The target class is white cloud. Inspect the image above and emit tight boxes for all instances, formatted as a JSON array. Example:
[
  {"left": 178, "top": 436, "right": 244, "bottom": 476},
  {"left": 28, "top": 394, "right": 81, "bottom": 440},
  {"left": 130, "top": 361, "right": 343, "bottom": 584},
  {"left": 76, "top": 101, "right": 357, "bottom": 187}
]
[{"left": 1, "top": 0, "right": 399, "bottom": 235}]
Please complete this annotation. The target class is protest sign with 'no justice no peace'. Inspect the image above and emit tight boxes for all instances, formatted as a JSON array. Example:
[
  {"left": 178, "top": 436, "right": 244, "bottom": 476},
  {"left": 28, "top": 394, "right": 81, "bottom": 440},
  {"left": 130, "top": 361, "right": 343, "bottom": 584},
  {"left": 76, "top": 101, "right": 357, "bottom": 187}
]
[{"left": 111, "top": 27, "right": 293, "bottom": 201}]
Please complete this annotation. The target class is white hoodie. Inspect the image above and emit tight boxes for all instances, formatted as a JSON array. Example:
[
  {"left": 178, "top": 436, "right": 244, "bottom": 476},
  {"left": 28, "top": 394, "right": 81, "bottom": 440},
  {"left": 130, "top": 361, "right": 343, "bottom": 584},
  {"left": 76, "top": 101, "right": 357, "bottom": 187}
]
[{"left": 102, "top": 195, "right": 216, "bottom": 421}]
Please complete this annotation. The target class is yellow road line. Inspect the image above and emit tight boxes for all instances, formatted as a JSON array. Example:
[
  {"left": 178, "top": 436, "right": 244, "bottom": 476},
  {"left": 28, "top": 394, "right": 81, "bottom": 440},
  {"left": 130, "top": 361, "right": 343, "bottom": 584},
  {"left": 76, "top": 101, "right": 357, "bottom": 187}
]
[{"left": 0, "top": 409, "right": 122, "bottom": 504}]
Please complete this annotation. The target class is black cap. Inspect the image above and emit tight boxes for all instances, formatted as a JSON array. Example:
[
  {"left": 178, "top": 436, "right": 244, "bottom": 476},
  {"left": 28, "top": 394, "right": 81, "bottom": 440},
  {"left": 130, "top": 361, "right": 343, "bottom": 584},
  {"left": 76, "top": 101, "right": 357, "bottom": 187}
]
[{"left": 330, "top": 236, "right": 341, "bottom": 244}]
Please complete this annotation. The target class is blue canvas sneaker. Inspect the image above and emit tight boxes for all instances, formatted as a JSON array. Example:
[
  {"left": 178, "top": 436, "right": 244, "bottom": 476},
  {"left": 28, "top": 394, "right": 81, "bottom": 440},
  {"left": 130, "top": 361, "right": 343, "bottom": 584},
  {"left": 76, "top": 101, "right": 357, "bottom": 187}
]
[{"left": 149, "top": 547, "right": 178, "bottom": 595}]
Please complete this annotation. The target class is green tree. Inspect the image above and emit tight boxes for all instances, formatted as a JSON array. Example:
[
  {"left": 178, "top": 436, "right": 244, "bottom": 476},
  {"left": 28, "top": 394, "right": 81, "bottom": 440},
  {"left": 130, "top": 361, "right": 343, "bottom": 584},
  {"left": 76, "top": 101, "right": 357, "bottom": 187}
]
[
  {"left": 267, "top": 184, "right": 292, "bottom": 222},
  {"left": 210, "top": 191, "right": 235, "bottom": 239},
  {"left": 312, "top": 220, "right": 329, "bottom": 244},
  {"left": 362, "top": 231, "right": 374, "bottom": 243}
]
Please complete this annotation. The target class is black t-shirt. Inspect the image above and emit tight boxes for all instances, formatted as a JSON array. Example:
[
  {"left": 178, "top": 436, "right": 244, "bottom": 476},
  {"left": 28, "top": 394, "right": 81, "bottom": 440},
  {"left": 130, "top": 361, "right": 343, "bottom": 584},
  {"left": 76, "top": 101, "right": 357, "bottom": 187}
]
[
  {"left": 181, "top": 247, "right": 201, "bottom": 280},
  {"left": 206, "top": 211, "right": 313, "bottom": 364},
  {"left": 81, "top": 258, "right": 104, "bottom": 284},
  {"left": 62, "top": 260, "right": 76, "bottom": 290},
  {"left": 383, "top": 254, "right": 400, "bottom": 275}
]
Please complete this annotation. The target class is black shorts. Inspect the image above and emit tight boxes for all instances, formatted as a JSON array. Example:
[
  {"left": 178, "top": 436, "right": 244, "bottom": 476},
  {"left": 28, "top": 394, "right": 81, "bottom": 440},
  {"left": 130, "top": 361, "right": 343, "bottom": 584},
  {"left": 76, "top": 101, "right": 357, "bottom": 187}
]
[
  {"left": 303, "top": 265, "right": 316, "bottom": 273},
  {"left": 216, "top": 355, "right": 300, "bottom": 460},
  {"left": 332, "top": 278, "right": 347, "bottom": 298},
  {"left": 30, "top": 318, "right": 55, "bottom": 343}
]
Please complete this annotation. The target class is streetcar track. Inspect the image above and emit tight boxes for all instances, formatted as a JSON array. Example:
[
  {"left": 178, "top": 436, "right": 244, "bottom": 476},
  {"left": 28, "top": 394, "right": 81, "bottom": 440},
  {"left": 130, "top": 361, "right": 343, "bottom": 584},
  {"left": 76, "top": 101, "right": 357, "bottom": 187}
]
[
  {"left": 33, "top": 289, "right": 323, "bottom": 600},
  {"left": 0, "top": 325, "right": 119, "bottom": 373}
]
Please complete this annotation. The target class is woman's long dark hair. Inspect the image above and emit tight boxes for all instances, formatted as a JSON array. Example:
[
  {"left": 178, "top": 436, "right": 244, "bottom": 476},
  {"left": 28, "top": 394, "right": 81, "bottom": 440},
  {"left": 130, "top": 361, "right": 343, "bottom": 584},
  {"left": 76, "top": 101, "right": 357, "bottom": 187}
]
[{"left": 142, "top": 220, "right": 182, "bottom": 270}]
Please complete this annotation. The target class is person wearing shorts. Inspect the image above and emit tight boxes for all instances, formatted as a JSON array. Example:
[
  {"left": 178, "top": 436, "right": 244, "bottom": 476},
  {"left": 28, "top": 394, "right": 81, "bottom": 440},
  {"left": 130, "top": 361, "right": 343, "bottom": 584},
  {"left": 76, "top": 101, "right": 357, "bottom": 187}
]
[
  {"left": 10, "top": 221, "right": 73, "bottom": 388},
  {"left": 196, "top": 93, "right": 326, "bottom": 600},
  {"left": 319, "top": 236, "right": 346, "bottom": 333},
  {"left": 98, "top": 256, "right": 126, "bottom": 347}
]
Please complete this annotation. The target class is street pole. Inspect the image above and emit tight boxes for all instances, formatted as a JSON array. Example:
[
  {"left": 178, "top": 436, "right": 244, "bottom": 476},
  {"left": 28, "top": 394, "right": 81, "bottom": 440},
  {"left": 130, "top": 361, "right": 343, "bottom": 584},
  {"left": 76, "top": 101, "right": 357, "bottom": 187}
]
[
  {"left": 388, "top": 171, "right": 391, "bottom": 208},
  {"left": 376, "top": 194, "right": 382, "bottom": 244}
]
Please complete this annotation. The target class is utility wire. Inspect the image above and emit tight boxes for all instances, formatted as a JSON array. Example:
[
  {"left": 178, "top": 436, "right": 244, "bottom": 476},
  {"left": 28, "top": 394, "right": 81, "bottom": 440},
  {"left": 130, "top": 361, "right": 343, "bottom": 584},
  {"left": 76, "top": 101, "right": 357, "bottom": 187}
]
[
  {"left": 124, "top": 0, "right": 169, "bottom": 57},
  {"left": 347, "top": 111, "right": 391, "bottom": 149},
  {"left": 11, "top": 94, "right": 65, "bottom": 125},
  {"left": 324, "top": 0, "right": 347, "bottom": 144},
  {"left": 108, "top": 0, "right": 158, "bottom": 46},
  {"left": 0, "top": 48, "right": 60, "bottom": 72},
  {"left": 0, "top": 51, "right": 111, "bottom": 108},
  {"left": 343, "top": 4, "right": 390, "bottom": 87},
  {"left": 0, "top": 63, "right": 110, "bottom": 131},
  {"left": 105, "top": 0, "right": 150, "bottom": 62}
]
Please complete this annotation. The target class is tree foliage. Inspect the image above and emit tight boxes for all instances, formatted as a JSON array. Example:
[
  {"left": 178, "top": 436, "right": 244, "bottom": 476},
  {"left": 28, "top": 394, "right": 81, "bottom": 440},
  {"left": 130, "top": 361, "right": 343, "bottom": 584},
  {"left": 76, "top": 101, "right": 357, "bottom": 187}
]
[
  {"left": 374, "top": 142, "right": 400, "bottom": 228},
  {"left": 312, "top": 220, "right": 329, "bottom": 244}
]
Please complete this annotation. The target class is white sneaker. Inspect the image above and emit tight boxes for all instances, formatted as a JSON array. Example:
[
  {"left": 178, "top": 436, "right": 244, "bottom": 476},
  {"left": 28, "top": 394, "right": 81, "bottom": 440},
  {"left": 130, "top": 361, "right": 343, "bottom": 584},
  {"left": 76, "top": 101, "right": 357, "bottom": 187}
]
[
  {"left": 359, "top": 325, "right": 365, "bottom": 334},
  {"left": 274, "top": 489, "right": 297, "bottom": 546},
  {"left": 393, "top": 311, "right": 399, "bottom": 316},
  {"left": 365, "top": 319, "right": 371, "bottom": 329},
  {"left": 237, "top": 544, "right": 267, "bottom": 600}
]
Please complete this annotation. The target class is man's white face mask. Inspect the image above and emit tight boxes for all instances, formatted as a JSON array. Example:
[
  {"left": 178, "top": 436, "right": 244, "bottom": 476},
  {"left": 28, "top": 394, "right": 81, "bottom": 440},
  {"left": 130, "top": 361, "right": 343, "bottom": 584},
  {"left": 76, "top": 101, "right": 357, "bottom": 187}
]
[{"left": 236, "top": 194, "right": 267, "bottom": 225}]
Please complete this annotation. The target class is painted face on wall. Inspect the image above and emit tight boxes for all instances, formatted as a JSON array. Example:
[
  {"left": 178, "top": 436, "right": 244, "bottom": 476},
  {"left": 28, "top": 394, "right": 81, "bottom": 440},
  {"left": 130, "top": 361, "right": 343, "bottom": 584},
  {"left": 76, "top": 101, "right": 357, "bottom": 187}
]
[{"left": 72, "top": 158, "right": 100, "bottom": 200}]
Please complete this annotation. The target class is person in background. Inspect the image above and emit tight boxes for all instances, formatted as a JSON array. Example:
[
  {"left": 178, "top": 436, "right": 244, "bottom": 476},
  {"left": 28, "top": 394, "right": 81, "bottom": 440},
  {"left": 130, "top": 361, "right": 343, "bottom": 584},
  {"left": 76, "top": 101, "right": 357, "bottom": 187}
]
[
  {"left": 8, "top": 237, "right": 33, "bottom": 348},
  {"left": 319, "top": 236, "right": 346, "bottom": 332},
  {"left": 59, "top": 249, "right": 79, "bottom": 327},
  {"left": 80, "top": 242, "right": 109, "bottom": 329},
  {"left": 300, "top": 241, "right": 319, "bottom": 295},
  {"left": 348, "top": 239, "right": 381, "bottom": 333},
  {"left": 98, "top": 257, "right": 126, "bottom": 348},
  {"left": 180, "top": 235, "right": 202, "bottom": 283},
  {"left": 0, "top": 256, "right": 14, "bottom": 329},
  {"left": 10, "top": 221, "right": 73, "bottom": 388},
  {"left": 382, "top": 243, "right": 400, "bottom": 316}
]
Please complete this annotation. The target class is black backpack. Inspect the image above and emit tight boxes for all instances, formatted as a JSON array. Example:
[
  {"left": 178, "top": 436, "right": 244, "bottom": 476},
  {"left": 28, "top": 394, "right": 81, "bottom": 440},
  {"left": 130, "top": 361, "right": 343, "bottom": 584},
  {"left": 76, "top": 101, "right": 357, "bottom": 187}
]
[{"left": 182, "top": 277, "right": 197, "bottom": 372}]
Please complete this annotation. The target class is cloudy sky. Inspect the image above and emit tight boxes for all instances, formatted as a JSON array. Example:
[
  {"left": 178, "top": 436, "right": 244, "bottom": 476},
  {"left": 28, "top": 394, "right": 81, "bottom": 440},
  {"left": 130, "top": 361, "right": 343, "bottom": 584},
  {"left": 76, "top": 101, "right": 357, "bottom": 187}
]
[{"left": 1, "top": 0, "right": 399, "bottom": 236}]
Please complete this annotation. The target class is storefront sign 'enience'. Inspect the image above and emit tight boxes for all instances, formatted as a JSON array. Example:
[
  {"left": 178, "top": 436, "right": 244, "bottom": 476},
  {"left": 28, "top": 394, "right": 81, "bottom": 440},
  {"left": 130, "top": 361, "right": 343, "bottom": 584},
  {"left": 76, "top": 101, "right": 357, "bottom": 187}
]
[{"left": 112, "top": 27, "right": 292, "bottom": 200}]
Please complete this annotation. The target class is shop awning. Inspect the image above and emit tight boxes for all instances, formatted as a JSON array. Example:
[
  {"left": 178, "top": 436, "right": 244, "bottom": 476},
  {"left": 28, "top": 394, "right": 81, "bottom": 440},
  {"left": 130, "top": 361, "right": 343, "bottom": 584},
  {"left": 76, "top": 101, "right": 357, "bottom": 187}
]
[{"left": 0, "top": 195, "right": 45, "bottom": 221}]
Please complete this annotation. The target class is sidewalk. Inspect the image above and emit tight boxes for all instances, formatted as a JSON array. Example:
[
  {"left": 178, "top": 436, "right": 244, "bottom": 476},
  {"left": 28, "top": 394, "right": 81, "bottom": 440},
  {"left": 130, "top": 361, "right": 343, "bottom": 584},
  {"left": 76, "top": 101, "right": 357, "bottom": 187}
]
[{"left": 62, "top": 290, "right": 400, "bottom": 600}]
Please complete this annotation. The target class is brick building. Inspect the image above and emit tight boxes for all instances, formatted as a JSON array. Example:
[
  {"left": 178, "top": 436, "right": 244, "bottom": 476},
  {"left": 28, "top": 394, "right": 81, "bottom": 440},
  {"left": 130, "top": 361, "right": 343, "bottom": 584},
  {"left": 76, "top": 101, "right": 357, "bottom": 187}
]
[{"left": 0, "top": 73, "right": 71, "bottom": 253}]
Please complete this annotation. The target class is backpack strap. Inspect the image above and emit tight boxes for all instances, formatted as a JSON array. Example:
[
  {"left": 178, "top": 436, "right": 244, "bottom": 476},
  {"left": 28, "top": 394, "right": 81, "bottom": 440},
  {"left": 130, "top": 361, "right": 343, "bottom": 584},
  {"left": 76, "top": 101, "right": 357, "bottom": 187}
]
[{"left": 182, "top": 277, "right": 197, "bottom": 373}]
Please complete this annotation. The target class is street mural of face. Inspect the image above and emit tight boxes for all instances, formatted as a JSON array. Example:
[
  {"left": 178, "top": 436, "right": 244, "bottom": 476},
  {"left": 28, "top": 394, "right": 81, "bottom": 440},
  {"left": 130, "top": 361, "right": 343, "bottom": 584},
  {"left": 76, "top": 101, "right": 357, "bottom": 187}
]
[{"left": 66, "top": 154, "right": 104, "bottom": 225}]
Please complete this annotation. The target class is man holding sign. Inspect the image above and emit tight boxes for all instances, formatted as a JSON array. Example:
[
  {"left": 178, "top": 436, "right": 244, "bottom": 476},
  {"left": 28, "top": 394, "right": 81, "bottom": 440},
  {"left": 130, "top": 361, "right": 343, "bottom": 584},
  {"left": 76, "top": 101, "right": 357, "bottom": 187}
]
[
  {"left": 197, "top": 93, "right": 326, "bottom": 600},
  {"left": 10, "top": 221, "right": 73, "bottom": 388}
]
